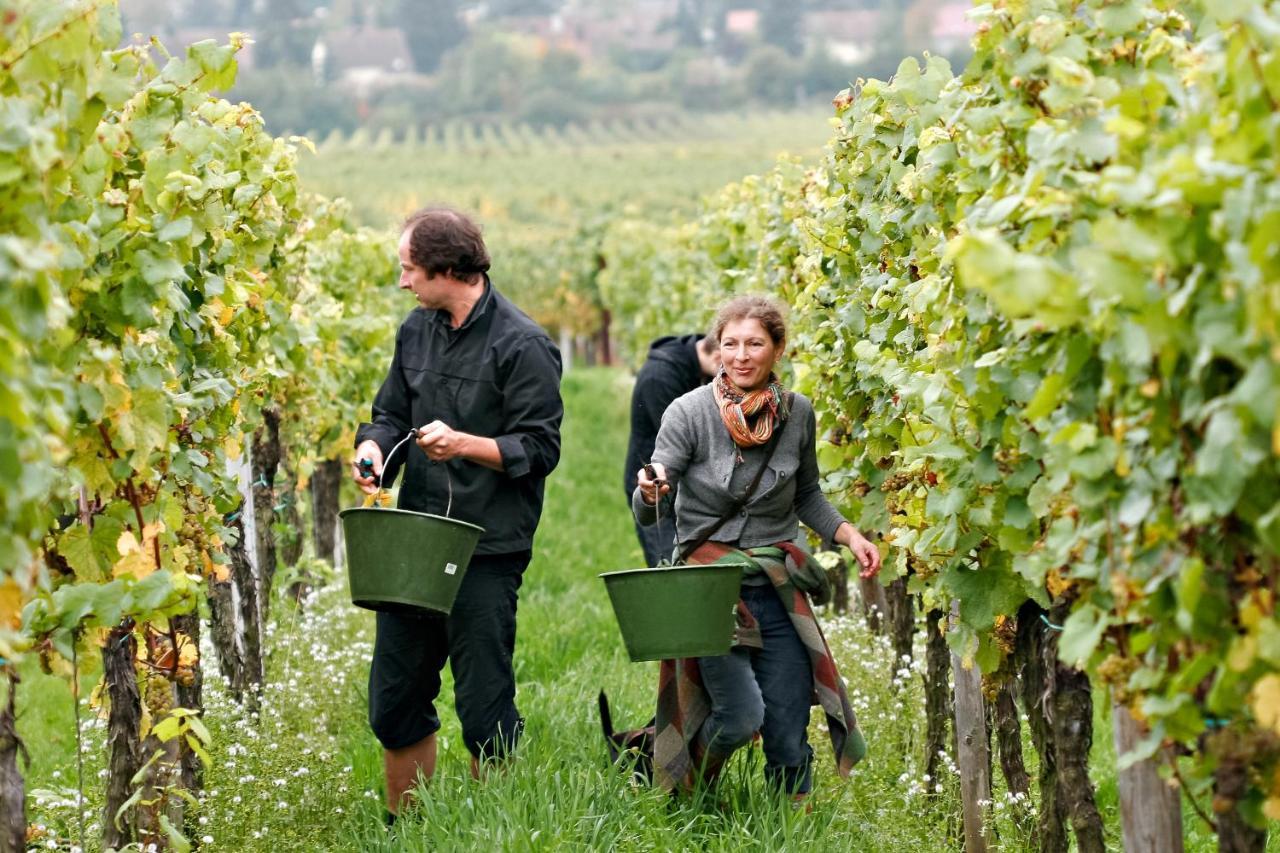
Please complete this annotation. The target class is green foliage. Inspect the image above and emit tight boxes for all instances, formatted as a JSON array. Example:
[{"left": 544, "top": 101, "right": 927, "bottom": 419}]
[
  {"left": 0, "top": 0, "right": 395, "bottom": 670},
  {"left": 596, "top": 0, "right": 1280, "bottom": 827}
]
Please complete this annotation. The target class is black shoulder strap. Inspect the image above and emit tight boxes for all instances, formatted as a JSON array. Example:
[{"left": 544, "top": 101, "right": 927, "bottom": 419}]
[{"left": 675, "top": 392, "right": 793, "bottom": 564}]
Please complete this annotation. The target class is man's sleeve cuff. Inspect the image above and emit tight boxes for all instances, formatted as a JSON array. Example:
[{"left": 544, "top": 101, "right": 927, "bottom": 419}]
[{"left": 495, "top": 434, "right": 531, "bottom": 479}]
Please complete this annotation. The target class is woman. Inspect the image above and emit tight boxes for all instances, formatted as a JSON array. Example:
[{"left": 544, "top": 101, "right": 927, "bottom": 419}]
[{"left": 633, "top": 295, "right": 882, "bottom": 798}]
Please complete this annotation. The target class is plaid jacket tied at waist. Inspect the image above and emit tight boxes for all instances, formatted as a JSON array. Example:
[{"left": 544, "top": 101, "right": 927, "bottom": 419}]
[{"left": 653, "top": 541, "right": 867, "bottom": 791}]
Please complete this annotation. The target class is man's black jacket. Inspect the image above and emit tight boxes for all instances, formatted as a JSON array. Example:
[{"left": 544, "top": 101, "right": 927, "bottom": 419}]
[
  {"left": 623, "top": 334, "right": 707, "bottom": 497},
  {"left": 356, "top": 282, "right": 563, "bottom": 555}
]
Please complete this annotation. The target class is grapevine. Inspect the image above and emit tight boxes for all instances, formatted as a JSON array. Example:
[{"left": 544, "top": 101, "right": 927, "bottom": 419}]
[{"left": 597, "top": 0, "right": 1280, "bottom": 838}]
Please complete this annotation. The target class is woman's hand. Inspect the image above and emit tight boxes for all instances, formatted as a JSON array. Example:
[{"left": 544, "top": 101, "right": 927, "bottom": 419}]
[
  {"left": 835, "top": 522, "right": 883, "bottom": 579},
  {"left": 637, "top": 462, "right": 671, "bottom": 506}
]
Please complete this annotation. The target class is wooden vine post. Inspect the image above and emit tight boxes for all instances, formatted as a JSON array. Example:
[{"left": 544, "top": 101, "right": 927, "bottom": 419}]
[
  {"left": 952, "top": 604, "right": 991, "bottom": 853},
  {"left": 1112, "top": 701, "right": 1183, "bottom": 852}
]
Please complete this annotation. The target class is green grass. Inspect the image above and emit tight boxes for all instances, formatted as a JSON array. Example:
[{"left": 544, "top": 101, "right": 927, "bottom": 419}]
[{"left": 13, "top": 368, "right": 1268, "bottom": 850}]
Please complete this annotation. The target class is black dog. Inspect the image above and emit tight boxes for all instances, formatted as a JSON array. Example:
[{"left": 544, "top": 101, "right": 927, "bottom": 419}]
[{"left": 598, "top": 690, "right": 655, "bottom": 785}]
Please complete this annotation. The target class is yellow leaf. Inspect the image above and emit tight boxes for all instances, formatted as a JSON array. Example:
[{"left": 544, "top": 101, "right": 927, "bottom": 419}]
[
  {"left": 1273, "top": 422, "right": 1280, "bottom": 457},
  {"left": 86, "top": 626, "right": 110, "bottom": 650},
  {"left": 202, "top": 550, "right": 230, "bottom": 583},
  {"left": 0, "top": 580, "right": 23, "bottom": 630},
  {"left": 1229, "top": 636, "right": 1258, "bottom": 672},
  {"left": 89, "top": 679, "right": 107, "bottom": 713},
  {"left": 1242, "top": 599, "right": 1264, "bottom": 630},
  {"left": 1265, "top": 797, "right": 1280, "bottom": 822},
  {"left": 219, "top": 304, "right": 234, "bottom": 326},
  {"left": 1250, "top": 674, "right": 1280, "bottom": 735},
  {"left": 113, "top": 526, "right": 160, "bottom": 578},
  {"left": 117, "top": 530, "right": 141, "bottom": 556},
  {"left": 113, "top": 550, "right": 155, "bottom": 579},
  {"left": 177, "top": 635, "right": 199, "bottom": 668},
  {"left": 1139, "top": 378, "right": 1160, "bottom": 398},
  {"left": 1115, "top": 449, "right": 1131, "bottom": 477},
  {"left": 1046, "top": 568, "right": 1074, "bottom": 599}
]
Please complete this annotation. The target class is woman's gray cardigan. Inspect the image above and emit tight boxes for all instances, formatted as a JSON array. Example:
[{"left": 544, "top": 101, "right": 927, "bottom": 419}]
[{"left": 631, "top": 384, "right": 847, "bottom": 552}]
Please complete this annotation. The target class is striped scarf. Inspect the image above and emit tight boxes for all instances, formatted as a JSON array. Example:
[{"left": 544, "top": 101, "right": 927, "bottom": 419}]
[
  {"left": 653, "top": 541, "right": 867, "bottom": 792},
  {"left": 713, "top": 368, "right": 790, "bottom": 448}
]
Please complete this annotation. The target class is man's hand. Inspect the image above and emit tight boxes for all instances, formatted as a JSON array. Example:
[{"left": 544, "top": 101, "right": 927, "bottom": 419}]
[
  {"left": 416, "top": 420, "right": 467, "bottom": 462},
  {"left": 353, "top": 440, "right": 384, "bottom": 495},
  {"left": 637, "top": 462, "right": 671, "bottom": 506}
]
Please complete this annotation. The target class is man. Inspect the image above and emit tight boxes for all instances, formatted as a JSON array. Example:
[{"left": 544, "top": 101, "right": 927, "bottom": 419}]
[
  {"left": 623, "top": 334, "right": 719, "bottom": 566},
  {"left": 353, "top": 206, "right": 563, "bottom": 821}
]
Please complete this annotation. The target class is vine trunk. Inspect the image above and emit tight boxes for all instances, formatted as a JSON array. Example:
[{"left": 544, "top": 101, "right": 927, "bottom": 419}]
[
  {"left": 0, "top": 670, "right": 25, "bottom": 853},
  {"left": 310, "top": 457, "right": 343, "bottom": 566},
  {"left": 103, "top": 625, "right": 143, "bottom": 850},
  {"left": 251, "top": 408, "right": 283, "bottom": 622}
]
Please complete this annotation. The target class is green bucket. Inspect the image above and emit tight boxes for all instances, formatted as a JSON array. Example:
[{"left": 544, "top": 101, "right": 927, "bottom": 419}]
[
  {"left": 340, "top": 507, "right": 485, "bottom": 615},
  {"left": 599, "top": 562, "right": 746, "bottom": 662}
]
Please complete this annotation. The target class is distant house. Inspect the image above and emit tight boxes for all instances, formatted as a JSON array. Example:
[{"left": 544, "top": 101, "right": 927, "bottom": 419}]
[
  {"left": 724, "top": 9, "right": 760, "bottom": 38},
  {"left": 904, "top": 0, "right": 977, "bottom": 56},
  {"left": 513, "top": 3, "right": 678, "bottom": 61},
  {"left": 800, "top": 10, "right": 880, "bottom": 64},
  {"left": 574, "top": 14, "right": 678, "bottom": 56},
  {"left": 314, "top": 26, "right": 415, "bottom": 91},
  {"left": 931, "top": 2, "right": 978, "bottom": 54}
]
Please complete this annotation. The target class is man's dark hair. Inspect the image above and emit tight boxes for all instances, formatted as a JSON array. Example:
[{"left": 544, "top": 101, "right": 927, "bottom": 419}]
[
  {"left": 402, "top": 206, "right": 491, "bottom": 283},
  {"left": 696, "top": 335, "right": 717, "bottom": 356}
]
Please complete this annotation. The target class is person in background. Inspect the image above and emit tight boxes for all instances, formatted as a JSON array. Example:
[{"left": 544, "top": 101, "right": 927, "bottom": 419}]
[
  {"left": 624, "top": 334, "right": 720, "bottom": 566},
  {"left": 353, "top": 206, "right": 563, "bottom": 823},
  {"left": 634, "top": 294, "right": 881, "bottom": 800}
]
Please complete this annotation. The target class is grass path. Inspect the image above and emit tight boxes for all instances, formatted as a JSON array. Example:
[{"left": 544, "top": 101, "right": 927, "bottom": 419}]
[{"left": 20, "top": 367, "right": 1243, "bottom": 850}]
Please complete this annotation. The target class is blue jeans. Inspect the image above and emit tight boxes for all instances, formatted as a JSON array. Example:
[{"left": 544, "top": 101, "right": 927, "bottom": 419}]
[{"left": 695, "top": 584, "right": 815, "bottom": 793}]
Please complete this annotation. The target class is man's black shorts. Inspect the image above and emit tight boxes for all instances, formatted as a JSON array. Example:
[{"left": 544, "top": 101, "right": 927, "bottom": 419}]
[{"left": 368, "top": 550, "right": 531, "bottom": 757}]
